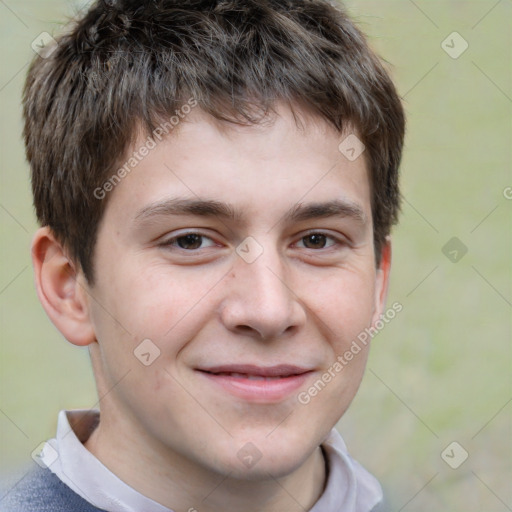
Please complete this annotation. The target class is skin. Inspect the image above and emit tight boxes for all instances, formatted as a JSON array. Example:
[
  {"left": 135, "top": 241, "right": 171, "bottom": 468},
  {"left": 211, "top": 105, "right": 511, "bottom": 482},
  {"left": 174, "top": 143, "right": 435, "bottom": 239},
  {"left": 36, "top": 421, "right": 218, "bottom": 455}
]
[{"left": 32, "top": 104, "right": 391, "bottom": 512}]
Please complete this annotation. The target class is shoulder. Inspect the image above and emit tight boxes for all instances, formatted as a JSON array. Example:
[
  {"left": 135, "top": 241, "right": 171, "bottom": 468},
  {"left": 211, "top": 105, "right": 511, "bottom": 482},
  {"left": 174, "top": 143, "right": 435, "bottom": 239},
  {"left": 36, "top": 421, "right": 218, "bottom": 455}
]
[{"left": 0, "top": 466, "right": 106, "bottom": 512}]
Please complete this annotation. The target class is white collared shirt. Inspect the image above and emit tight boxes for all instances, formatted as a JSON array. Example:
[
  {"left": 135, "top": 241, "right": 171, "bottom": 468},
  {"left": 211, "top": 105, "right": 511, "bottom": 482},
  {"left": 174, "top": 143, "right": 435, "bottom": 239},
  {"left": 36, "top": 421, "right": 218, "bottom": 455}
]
[{"left": 40, "top": 410, "right": 382, "bottom": 512}]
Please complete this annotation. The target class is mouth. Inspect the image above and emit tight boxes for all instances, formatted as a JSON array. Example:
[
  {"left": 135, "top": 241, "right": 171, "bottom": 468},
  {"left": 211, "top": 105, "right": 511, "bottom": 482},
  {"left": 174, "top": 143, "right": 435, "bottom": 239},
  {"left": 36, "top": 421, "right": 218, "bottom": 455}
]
[{"left": 196, "top": 364, "right": 313, "bottom": 403}]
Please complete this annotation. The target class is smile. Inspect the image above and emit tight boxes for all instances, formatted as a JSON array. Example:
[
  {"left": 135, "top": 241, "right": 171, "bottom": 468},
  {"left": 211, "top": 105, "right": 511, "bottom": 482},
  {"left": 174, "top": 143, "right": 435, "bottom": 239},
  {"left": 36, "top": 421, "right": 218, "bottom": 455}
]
[
  {"left": 196, "top": 365, "right": 313, "bottom": 403},
  {"left": 213, "top": 372, "right": 285, "bottom": 381}
]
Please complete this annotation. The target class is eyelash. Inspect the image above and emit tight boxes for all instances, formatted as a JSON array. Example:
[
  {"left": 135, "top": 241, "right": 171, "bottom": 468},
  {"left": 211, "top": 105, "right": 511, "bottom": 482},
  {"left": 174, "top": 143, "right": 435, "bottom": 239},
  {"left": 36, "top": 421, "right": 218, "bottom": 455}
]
[
  {"left": 295, "top": 231, "right": 341, "bottom": 250},
  {"left": 159, "top": 231, "right": 346, "bottom": 252},
  {"left": 158, "top": 231, "right": 218, "bottom": 251}
]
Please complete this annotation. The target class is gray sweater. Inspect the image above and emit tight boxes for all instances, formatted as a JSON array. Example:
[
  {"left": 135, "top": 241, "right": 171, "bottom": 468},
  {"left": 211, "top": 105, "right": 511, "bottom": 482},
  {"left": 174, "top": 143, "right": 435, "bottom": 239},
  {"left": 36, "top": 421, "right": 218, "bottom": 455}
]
[
  {"left": 1, "top": 466, "right": 388, "bottom": 512},
  {"left": 0, "top": 466, "right": 105, "bottom": 512}
]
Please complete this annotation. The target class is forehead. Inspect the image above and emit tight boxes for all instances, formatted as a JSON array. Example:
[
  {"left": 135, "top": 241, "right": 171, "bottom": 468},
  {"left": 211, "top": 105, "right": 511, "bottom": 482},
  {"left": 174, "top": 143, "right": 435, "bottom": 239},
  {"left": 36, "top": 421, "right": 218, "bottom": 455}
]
[{"left": 103, "top": 104, "right": 371, "bottom": 226}]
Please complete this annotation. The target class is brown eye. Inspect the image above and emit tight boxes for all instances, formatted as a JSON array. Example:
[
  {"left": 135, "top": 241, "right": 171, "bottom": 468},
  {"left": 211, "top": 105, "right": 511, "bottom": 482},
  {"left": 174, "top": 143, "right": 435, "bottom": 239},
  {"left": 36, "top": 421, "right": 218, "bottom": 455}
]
[
  {"left": 176, "top": 234, "right": 203, "bottom": 250},
  {"left": 301, "top": 234, "right": 328, "bottom": 249},
  {"left": 160, "top": 232, "right": 217, "bottom": 252}
]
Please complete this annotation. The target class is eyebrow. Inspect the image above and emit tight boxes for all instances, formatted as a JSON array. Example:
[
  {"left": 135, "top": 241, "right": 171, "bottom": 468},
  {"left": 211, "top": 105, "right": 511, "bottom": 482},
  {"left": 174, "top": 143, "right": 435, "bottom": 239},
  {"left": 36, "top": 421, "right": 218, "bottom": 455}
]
[
  {"left": 134, "top": 198, "right": 366, "bottom": 225},
  {"left": 134, "top": 198, "right": 241, "bottom": 223},
  {"left": 284, "top": 200, "right": 367, "bottom": 224}
]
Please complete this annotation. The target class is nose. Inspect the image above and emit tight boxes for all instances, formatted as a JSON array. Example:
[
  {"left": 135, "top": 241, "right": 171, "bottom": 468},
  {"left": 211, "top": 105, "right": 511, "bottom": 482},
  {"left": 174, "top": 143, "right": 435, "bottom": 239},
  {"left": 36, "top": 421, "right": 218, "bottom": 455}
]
[{"left": 219, "top": 248, "right": 306, "bottom": 340}]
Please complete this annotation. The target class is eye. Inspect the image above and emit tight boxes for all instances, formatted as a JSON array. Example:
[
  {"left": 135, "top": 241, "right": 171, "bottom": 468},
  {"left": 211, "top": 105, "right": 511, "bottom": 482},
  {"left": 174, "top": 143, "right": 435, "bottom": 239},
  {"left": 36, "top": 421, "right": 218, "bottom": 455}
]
[
  {"left": 296, "top": 233, "right": 337, "bottom": 250},
  {"left": 161, "top": 232, "right": 217, "bottom": 251}
]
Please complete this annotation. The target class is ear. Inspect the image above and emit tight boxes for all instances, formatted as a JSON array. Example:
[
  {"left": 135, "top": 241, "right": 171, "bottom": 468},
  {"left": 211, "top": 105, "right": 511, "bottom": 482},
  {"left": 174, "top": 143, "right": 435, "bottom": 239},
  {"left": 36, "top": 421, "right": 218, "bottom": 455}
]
[
  {"left": 372, "top": 237, "right": 392, "bottom": 325},
  {"left": 31, "top": 227, "right": 96, "bottom": 346}
]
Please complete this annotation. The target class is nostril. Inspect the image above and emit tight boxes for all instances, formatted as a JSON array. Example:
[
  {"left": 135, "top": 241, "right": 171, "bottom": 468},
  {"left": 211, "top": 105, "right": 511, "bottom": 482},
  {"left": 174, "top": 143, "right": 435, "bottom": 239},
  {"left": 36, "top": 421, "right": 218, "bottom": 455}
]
[{"left": 236, "top": 325, "right": 254, "bottom": 333}]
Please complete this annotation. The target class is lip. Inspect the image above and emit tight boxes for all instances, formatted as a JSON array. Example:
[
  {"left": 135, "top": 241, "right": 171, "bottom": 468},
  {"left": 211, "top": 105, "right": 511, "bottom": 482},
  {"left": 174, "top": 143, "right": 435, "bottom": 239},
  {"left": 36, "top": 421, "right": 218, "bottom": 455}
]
[{"left": 196, "top": 364, "right": 313, "bottom": 403}]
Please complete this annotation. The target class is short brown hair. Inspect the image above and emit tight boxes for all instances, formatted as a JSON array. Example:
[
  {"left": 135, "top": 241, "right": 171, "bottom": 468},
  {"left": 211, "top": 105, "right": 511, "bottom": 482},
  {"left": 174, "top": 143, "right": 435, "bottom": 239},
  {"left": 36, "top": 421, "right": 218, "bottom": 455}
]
[{"left": 23, "top": 0, "right": 405, "bottom": 282}]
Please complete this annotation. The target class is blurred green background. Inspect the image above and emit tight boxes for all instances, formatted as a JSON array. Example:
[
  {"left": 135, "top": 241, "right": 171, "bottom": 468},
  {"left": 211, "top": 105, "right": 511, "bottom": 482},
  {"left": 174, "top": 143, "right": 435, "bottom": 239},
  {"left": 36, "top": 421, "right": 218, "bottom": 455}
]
[{"left": 0, "top": 1, "right": 510, "bottom": 510}]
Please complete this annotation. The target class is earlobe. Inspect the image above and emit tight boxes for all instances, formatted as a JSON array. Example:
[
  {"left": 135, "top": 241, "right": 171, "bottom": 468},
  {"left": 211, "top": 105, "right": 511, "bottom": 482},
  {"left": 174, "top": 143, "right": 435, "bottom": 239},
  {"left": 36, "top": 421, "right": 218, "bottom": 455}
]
[{"left": 31, "top": 227, "right": 96, "bottom": 347}]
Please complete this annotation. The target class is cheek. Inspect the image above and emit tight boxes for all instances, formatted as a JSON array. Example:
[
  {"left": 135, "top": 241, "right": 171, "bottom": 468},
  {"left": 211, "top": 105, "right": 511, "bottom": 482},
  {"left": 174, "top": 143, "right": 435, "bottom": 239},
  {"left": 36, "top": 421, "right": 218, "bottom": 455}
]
[
  {"left": 309, "top": 268, "right": 377, "bottom": 351},
  {"left": 88, "top": 263, "right": 214, "bottom": 416},
  {"left": 296, "top": 273, "right": 376, "bottom": 430},
  {"left": 92, "top": 260, "right": 223, "bottom": 361}
]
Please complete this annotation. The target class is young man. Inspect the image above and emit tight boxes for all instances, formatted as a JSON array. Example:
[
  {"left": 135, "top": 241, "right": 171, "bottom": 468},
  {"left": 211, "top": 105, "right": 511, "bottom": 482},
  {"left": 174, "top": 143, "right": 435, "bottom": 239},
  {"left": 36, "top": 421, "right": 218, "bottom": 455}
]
[{"left": 3, "top": 0, "right": 404, "bottom": 510}]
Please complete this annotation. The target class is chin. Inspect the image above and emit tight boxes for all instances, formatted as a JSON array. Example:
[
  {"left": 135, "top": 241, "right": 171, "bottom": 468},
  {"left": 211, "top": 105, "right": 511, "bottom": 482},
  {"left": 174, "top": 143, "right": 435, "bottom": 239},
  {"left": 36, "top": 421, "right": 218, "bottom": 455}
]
[
  {"left": 211, "top": 436, "right": 317, "bottom": 481},
  {"left": 224, "top": 457, "right": 306, "bottom": 481}
]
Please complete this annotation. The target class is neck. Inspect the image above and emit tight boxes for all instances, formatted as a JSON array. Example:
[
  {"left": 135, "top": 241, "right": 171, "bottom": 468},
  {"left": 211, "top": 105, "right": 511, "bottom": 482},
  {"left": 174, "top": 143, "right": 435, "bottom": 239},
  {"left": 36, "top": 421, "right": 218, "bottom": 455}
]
[{"left": 84, "top": 414, "right": 327, "bottom": 512}]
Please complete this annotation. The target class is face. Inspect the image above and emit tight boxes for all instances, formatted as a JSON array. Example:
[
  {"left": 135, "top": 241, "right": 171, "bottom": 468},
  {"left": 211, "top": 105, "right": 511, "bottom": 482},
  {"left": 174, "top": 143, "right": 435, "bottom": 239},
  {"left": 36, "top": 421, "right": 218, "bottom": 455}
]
[{"left": 82, "top": 105, "right": 389, "bottom": 480}]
